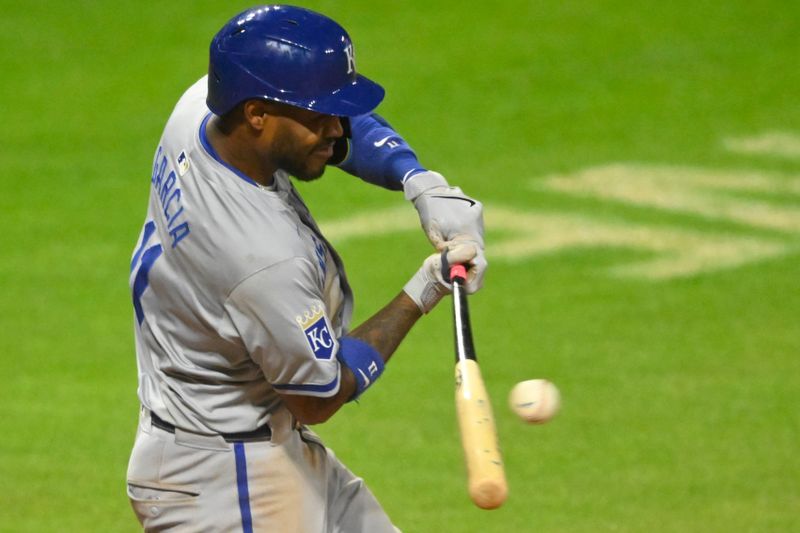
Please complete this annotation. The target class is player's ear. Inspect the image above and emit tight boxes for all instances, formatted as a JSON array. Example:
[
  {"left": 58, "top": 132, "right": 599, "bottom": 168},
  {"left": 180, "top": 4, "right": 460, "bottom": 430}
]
[{"left": 242, "top": 99, "right": 270, "bottom": 130}]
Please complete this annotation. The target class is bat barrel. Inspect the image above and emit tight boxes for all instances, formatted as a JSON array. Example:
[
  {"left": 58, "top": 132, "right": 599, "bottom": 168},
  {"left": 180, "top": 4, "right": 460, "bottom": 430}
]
[
  {"left": 455, "top": 359, "right": 508, "bottom": 509},
  {"left": 450, "top": 264, "right": 508, "bottom": 510}
]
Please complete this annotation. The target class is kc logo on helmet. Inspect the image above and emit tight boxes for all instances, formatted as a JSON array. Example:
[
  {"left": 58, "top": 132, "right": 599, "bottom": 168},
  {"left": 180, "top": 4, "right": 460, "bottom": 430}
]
[
  {"left": 344, "top": 43, "right": 356, "bottom": 74},
  {"left": 296, "top": 305, "right": 337, "bottom": 360}
]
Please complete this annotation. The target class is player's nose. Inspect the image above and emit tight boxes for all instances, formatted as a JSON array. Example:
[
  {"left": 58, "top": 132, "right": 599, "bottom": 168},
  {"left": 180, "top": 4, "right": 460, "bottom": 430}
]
[{"left": 324, "top": 116, "right": 344, "bottom": 140}]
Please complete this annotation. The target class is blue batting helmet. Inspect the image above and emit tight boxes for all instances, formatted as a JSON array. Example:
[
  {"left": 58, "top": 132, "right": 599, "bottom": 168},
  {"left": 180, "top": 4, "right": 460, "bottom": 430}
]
[{"left": 207, "top": 5, "right": 385, "bottom": 117}]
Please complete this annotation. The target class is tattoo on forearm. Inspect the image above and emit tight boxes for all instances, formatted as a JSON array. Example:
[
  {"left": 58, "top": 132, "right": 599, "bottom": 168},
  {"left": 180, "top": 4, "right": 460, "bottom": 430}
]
[{"left": 349, "top": 292, "right": 421, "bottom": 362}]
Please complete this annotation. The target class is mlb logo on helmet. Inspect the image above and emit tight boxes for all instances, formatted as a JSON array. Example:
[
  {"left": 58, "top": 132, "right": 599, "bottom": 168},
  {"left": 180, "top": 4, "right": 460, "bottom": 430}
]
[{"left": 296, "top": 305, "right": 336, "bottom": 360}]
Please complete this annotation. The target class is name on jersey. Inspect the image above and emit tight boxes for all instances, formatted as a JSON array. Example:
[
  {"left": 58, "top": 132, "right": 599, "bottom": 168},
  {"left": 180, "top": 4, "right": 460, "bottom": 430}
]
[
  {"left": 151, "top": 146, "right": 190, "bottom": 248},
  {"left": 296, "top": 305, "right": 336, "bottom": 360}
]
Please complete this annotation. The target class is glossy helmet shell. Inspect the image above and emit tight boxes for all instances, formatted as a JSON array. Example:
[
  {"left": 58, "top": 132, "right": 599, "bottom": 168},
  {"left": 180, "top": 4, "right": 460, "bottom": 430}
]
[{"left": 207, "top": 5, "right": 385, "bottom": 117}]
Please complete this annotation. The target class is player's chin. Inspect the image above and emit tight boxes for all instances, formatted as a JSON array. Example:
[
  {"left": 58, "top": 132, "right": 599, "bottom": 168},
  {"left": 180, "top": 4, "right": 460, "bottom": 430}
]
[
  {"left": 279, "top": 153, "right": 328, "bottom": 182},
  {"left": 291, "top": 162, "right": 327, "bottom": 182},
  {"left": 296, "top": 150, "right": 334, "bottom": 181}
]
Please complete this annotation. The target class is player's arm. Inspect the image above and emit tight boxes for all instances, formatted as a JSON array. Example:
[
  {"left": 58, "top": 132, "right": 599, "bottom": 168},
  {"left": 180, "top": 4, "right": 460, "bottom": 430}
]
[
  {"left": 279, "top": 290, "right": 421, "bottom": 424},
  {"left": 273, "top": 244, "right": 480, "bottom": 425},
  {"left": 331, "top": 113, "right": 487, "bottom": 293},
  {"left": 330, "top": 113, "right": 423, "bottom": 190}
]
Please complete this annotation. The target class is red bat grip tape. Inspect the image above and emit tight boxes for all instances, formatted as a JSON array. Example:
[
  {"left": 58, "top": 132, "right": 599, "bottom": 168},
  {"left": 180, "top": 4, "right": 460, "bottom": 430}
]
[{"left": 450, "top": 264, "right": 467, "bottom": 282}]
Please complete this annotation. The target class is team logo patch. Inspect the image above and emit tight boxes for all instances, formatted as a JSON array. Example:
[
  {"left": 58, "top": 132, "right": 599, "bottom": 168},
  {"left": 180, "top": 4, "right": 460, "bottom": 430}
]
[
  {"left": 176, "top": 150, "right": 190, "bottom": 176},
  {"left": 344, "top": 43, "right": 356, "bottom": 74},
  {"left": 296, "top": 305, "right": 336, "bottom": 360}
]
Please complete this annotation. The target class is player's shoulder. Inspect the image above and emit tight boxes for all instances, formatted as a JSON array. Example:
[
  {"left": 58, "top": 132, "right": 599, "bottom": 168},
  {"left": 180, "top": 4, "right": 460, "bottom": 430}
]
[
  {"left": 184, "top": 190, "right": 315, "bottom": 284},
  {"left": 162, "top": 76, "right": 209, "bottom": 139}
]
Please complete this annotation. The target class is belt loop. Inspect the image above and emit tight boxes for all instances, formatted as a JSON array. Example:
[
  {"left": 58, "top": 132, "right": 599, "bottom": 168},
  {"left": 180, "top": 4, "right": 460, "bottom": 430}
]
[{"left": 265, "top": 407, "right": 294, "bottom": 445}]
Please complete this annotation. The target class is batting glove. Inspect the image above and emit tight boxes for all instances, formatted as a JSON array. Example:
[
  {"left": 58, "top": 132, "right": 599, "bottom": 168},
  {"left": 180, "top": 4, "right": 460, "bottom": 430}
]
[
  {"left": 444, "top": 240, "right": 486, "bottom": 294},
  {"left": 404, "top": 171, "right": 485, "bottom": 250},
  {"left": 404, "top": 242, "right": 479, "bottom": 314}
]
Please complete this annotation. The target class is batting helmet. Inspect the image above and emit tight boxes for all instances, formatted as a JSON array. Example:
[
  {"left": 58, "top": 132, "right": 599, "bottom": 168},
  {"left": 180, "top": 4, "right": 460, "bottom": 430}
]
[{"left": 207, "top": 5, "right": 385, "bottom": 117}]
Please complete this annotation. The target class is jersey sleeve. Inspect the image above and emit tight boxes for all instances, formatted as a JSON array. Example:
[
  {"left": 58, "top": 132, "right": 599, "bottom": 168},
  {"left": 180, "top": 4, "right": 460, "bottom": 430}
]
[{"left": 223, "top": 257, "right": 341, "bottom": 397}]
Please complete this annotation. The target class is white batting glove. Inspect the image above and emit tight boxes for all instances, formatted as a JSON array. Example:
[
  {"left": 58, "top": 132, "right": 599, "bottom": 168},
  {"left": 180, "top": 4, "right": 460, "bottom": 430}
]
[
  {"left": 403, "top": 171, "right": 485, "bottom": 250},
  {"left": 404, "top": 242, "right": 479, "bottom": 314},
  {"left": 444, "top": 239, "right": 486, "bottom": 294}
]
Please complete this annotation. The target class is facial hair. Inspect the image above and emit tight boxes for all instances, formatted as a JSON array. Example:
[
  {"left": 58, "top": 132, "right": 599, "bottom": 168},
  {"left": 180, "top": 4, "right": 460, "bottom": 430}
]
[{"left": 268, "top": 134, "right": 330, "bottom": 182}]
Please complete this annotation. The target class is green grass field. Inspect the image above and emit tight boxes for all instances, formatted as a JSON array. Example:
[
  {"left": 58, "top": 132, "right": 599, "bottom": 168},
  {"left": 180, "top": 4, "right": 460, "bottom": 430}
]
[{"left": 2, "top": 1, "right": 799, "bottom": 531}]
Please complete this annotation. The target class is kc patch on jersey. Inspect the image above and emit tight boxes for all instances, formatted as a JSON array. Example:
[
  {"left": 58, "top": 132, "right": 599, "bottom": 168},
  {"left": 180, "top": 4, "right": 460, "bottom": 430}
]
[{"left": 296, "top": 305, "right": 336, "bottom": 360}]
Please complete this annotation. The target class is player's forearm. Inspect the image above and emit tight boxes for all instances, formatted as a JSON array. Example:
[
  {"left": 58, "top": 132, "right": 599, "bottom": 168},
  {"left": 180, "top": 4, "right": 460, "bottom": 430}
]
[
  {"left": 348, "top": 291, "right": 422, "bottom": 362},
  {"left": 333, "top": 113, "right": 425, "bottom": 189},
  {"left": 282, "top": 293, "right": 420, "bottom": 425},
  {"left": 282, "top": 369, "right": 356, "bottom": 425}
]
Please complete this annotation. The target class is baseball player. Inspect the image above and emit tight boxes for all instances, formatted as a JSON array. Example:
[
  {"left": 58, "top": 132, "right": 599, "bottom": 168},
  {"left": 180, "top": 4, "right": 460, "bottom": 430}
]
[{"left": 126, "top": 5, "right": 485, "bottom": 532}]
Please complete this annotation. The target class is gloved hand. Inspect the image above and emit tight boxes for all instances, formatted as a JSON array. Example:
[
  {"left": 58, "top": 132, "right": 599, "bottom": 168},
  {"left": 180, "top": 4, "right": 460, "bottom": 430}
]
[
  {"left": 447, "top": 242, "right": 486, "bottom": 294},
  {"left": 404, "top": 242, "right": 479, "bottom": 314},
  {"left": 403, "top": 171, "right": 485, "bottom": 250},
  {"left": 404, "top": 171, "right": 486, "bottom": 294}
]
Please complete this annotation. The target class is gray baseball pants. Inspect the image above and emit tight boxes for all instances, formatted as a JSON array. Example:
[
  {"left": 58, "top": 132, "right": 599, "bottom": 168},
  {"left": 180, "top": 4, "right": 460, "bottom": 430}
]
[{"left": 127, "top": 407, "right": 399, "bottom": 532}]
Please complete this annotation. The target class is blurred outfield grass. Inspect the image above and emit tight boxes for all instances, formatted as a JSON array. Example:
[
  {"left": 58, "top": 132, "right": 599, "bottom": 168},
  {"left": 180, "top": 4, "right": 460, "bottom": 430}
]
[{"left": 1, "top": 1, "right": 799, "bottom": 531}]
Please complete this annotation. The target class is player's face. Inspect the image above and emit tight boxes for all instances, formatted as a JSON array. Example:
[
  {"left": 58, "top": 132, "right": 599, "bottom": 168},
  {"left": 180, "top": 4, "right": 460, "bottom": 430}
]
[{"left": 265, "top": 104, "right": 344, "bottom": 181}]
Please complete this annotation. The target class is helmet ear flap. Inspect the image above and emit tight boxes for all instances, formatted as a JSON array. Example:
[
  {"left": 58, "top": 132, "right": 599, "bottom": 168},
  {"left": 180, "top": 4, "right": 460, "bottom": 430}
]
[
  {"left": 341, "top": 117, "right": 352, "bottom": 138},
  {"left": 329, "top": 137, "right": 349, "bottom": 166},
  {"left": 328, "top": 117, "right": 351, "bottom": 164}
]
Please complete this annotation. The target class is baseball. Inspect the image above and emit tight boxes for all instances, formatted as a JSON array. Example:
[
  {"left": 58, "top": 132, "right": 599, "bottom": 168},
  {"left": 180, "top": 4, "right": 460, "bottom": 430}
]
[{"left": 509, "top": 379, "right": 561, "bottom": 424}]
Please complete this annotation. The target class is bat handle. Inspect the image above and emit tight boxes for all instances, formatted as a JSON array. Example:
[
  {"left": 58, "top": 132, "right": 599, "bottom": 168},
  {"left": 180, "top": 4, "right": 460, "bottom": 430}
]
[{"left": 450, "top": 264, "right": 467, "bottom": 283}]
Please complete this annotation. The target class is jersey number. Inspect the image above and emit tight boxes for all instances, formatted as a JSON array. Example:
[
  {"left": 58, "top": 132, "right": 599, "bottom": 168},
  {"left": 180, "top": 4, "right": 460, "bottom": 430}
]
[{"left": 131, "top": 220, "right": 163, "bottom": 325}]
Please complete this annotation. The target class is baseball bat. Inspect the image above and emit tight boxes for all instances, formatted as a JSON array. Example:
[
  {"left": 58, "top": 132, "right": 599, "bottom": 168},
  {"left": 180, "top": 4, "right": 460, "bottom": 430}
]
[{"left": 450, "top": 264, "right": 508, "bottom": 510}]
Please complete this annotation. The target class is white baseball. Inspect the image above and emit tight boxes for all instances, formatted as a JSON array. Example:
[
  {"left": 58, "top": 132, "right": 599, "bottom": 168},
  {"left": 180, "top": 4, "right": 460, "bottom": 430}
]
[{"left": 509, "top": 379, "right": 561, "bottom": 424}]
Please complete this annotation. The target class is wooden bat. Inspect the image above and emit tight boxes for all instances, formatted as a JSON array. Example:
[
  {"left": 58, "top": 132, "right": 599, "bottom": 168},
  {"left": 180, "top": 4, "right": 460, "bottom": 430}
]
[{"left": 450, "top": 264, "right": 508, "bottom": 510}]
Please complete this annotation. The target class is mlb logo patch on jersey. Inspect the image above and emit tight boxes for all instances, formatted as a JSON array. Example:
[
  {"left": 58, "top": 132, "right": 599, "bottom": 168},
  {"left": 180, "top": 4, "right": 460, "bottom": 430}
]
[
  {"left": 296, "top": 305, "right": 336, "bottom": 360},
  {"left": 176, "top": 151, "right": 190, "bottom": 176}
]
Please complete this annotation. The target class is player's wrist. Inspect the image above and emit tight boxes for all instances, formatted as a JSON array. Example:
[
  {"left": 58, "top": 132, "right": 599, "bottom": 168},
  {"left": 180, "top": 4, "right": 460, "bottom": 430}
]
[
  {"left": 405, "top": 243, "right": 480, "bottom": 313},
  {"left": 403, "top": 275, "right": 447, "bottom": 314},
  {"left": 337, "top": 336, "right": 385, "bottom": 401},
  {"left": 389, "top": 155, "right": 426, "bottom": 186},
  {"left": 403, "top": 170, "right": 449, "bottom": 201},
  {"left": 403, "top": 251, "right": 449, "bottom": 313}
]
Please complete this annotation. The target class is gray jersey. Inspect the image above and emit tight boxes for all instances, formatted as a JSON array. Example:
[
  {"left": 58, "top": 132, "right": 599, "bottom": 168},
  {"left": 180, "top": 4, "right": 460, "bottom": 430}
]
[{"left": 129, "top": 77, "right": 353, "bottom": 434}]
